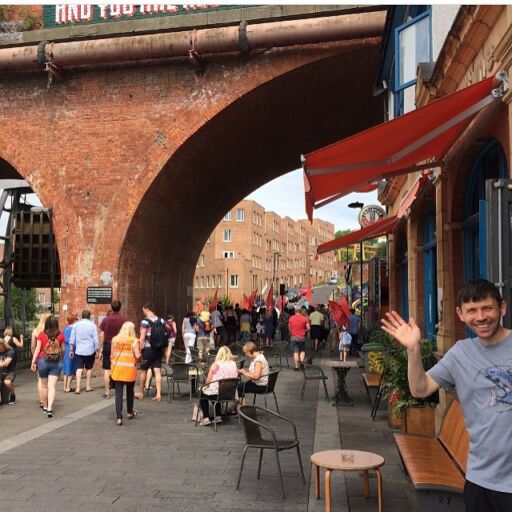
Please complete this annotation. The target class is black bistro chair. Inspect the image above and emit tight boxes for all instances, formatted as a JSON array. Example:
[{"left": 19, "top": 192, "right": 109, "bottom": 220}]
[
  {"left": 300, "top": 362, "right": 330, "bottom": 401},
  {"left": 243, "top": 370, "right": 280, "bottom": 414},
  {"left": 236, "top": 405, "right": 306, "bottom": 499},
  {"left": 195, "top": 377, "right": 240, "bottom": 432},
  {"left": 166, "top": 363, "right": 198, "bottom": 401}
]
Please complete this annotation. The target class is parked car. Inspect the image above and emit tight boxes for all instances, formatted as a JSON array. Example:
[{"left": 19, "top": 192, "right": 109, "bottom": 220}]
[{"left": 329, "top": 277, "right": 338, "bottom": 285}]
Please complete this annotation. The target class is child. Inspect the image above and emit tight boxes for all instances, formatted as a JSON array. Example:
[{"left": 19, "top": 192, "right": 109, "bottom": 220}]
[
  {"left": 256, "top": 319, "right": 264, "bottom": 344},
  {"left": 339, "top": 327, "right": 352, "bottom": 362}
]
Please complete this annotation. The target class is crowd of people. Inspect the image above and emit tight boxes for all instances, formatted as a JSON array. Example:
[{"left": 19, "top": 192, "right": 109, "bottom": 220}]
[{"left": 0, "top": 298, "right": 362, "bottom": 425}]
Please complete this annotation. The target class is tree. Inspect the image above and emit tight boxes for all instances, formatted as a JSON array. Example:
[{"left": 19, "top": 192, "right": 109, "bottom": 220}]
[
  {"left": 12, "top": 286, "right": 37, "bottom": 322},
  {"left": 377, "top": 240, "right": 387, "bottom": 259},
  {"left": 335, "top": 228, "right": 353, "bottom": 238}
]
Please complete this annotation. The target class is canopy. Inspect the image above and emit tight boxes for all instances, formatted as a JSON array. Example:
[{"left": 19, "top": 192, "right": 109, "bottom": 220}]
[
  {"left": 303, "top": 75, "right": 502, "bottom": 221},
  {"left": 317, "top": 173, "right": 430, "bottom": 255}
]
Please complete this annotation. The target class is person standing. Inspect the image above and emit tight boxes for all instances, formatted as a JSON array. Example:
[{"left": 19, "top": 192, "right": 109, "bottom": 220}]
[
  {"left": 99, "top": 300, "right": 127, "bottom": 399},
  {"left": 62, "top": 314, "right": 78, "bottom": 393},
  {"left": 288, "top": 307, "right": 310, "bottom": 370},
  {"left": 31, "top": 316, "right": 65, "bottom": 418},
  {"left": 111, "top": 321, "right": 140, "bottom": 425},
  {"left": 0, "top": 340, "right": 17, "bottom": 404},
  {"left": 309, "top": 306, "right": 324, "bottom": 352},
  {"left": 278, "top": 307, "right": 290, "bottom": 343},
  {"left": 195, "top": 309, "right": 211, "bottom": 361},
  {"left": 348, "top": 308, "right": 361, "bottom": 354},
  {"left": 164, "top": 313, "right": 177, "bottom": 364},
  {"left": 2, "top": 327, "right": 22, "bottom": 404},
  {"left": 70, "top": 310, "right": 99, "bottom": 394},
  {"left": 31, "top": 312, "right": 50, "bottom": 410},
  {"left": 210, "top": 306, "right": 224, "bottom": 348},
  {"left": 263, "top": 309, "right": 274, "bottom": 347},
  {"left": 381, "top": 279, "right": 512, "bottom": 512},
  {"left": 182, "top": 312, "right": 197, "bottom": 363},
  {"left": 136, "top": 303, "right": 167, "bottom": 402},
  {"left": 224, "top": 306, "right": 238, "bottom": 345}
]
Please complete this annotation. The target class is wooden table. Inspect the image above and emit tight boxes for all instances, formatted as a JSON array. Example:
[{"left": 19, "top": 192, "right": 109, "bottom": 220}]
[
  {"left": 325, "top": 360, "right": 358, "bottom": 406},
  {"left": 311, "top": 449, "right": 385, "bottom": 512}
]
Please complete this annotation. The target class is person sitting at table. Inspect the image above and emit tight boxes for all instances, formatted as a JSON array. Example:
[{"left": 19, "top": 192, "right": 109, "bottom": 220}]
[
  {"left": 198, "top": 346, "right": 238, "bottom": 426},
  {"left": 237, "top": 342, "right": 269, "bottom": 402}
]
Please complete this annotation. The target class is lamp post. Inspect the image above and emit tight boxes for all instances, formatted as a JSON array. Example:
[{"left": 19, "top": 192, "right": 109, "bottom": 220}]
[
  {"left": 348, "top": 202, "right": 364, "bottom": 322},
  {"left": 31, "top": 207, "right": 54, "bottom": 315}
]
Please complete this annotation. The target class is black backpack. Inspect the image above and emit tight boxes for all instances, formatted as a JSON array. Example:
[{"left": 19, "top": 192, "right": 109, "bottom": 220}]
[{"left": 146, "top": 317, "right": 168, "bottom": 350}]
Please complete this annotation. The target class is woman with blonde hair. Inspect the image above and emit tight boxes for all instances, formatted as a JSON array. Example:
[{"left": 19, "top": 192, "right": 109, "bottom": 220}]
[
  {"left": 111, "top": 321, "right": 140, "bottom": 425},
  {"left": 31, "top": 312, "right": 51, "bottom": 409},
  {"left": 198, "top": 345, "right": 238, "bottom": 426}
]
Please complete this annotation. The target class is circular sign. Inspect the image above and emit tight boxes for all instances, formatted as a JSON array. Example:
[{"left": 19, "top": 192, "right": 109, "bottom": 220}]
[{"left": 358, "top": 205, "right": 385, "bottom": 228}]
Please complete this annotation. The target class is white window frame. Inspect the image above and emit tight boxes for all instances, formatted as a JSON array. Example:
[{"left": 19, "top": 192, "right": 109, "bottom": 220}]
[
  {"left": 224, "top": 211, "right": 232, "bottom": 221},
  {"left": 223, "top": 251, "right": 234, "bottom": 259},
  {"left": 223, "top": 229, "right": 232, "bottom": 242},
  {"left": 236, "top": 208, "right": 245, "bottom": 222},
  {"left": 230, "top": 274, "right": 239, "bottom": 288}
]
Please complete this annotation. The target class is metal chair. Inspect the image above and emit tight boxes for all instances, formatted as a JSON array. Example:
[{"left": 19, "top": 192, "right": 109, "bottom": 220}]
[
  {"left": 188, "top": 347, "right": 200, "bottom": 363},
  {"left": 171, "top": 349, "right": 187, "bottom": 362},
  {"left": 300, "top": 362, "right": 330, "bottom": 401},
  {"left": 195, "top": 377, "right": 240, "bottom": 432},
  {"left": 371, "top": 372, "right": 386, "bottom": 421},
  {"left": 235, "top": 357, "right": 247, "bottom": 370},
  {"left": 236, "top": 405, "right": 306, "bottom": 498},
  {"left": 244, "top": 370, "right": 280, "bottom": 414},
  {"left": 166, "top": 363, "right": 197, "bottom": 402}
]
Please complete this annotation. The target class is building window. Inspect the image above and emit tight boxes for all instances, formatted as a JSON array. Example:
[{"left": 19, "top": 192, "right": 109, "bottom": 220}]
[
  {"left": 218, "top": 274, "right": 222, "bottom": 287},
  {"left": 223, "top": 229, "right": 231, "bottom": 242},
  {"left": 230, "top": 275, "right": 239, "bottom": 288},
  {"left": 224, "top": 211, "right": 232, "bottom": 221},
  {"left": 223, "top": 251, "right": 234, "bottom": 259},
  {"left": 200, "top": 255, "right": 205, "bottom": 267},
  {"left": 206, "top": 276, "right": 210, "bottom": 288},
  {"left": 236, "top": 208, "right": 245, "bottom": 221},
  {"left": 195, "top": 277, "right": 199, "bottom": 289},
  {"left": 38, "top": 292, "right": 45, "bottom": 303},
  {"left": 212, "top": 275, "right": 216, "bottom": 288},
  {"left": 200, "top": 276, "right": 204, "bottom": 288}
]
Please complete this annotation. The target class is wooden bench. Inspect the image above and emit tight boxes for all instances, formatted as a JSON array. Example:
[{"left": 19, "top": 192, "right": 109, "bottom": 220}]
[
  {"left": 394, "top": 400, "right": 469, "bottom": 512},
  {"left": 362, "top": 372, "right": 381, "bottom": 402}
]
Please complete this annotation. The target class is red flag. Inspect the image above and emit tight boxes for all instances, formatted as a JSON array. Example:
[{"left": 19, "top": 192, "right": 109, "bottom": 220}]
[
  {"left": 195, "top": 297, "right": 204, "bottom": 315},
  {"left": 305, "top": 282, "right": 312, "bottom": 303},
  {"left": 328, "top": 300, "right": 348, "bottom": 327},
  {"left": 242, "top": 293, "right": 250, "bottom": 309},
  {"left": 248, "top": 288, "right": 258, "bottom": 309},
  {"left": 340, "top": 296, "right": 351, "bottom": 320},
  {"left": 276, "top": 294, "right": 288, "bottom": 311},
  {"left": 266, "top": 283, "right": 274, "bottom": 310},
  {"left": 208, "top": 288, "right": 219, "bottom": 312}
]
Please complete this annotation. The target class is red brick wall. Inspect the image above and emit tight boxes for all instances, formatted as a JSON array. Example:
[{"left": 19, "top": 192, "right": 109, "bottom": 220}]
[{"left": 0, "top": 38, "right": 382, "bottom": 326}]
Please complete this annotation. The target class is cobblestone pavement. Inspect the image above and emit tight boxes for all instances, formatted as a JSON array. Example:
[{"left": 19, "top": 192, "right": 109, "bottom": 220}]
[{"left": 0, "top": 348, "right": 419, "bottom": 511}]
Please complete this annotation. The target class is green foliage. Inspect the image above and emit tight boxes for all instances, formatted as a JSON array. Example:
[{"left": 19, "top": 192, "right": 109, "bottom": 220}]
[
  {"left": 376, "top": 240, "right": 387, "bottom": 258},
  {"left": 52, "top": 290, "right": 60, "bottom": 304},
  {"left": 12, "top": 286, "right": 37, "bottom": 321},
  {"left": 218, "top": 295, "right": 233, "bottom": 310},
  {"left": 335, "top": 228, "right": 353, "bottom": 238},
  {"left": 381, "top": 336, "right": 438, "bottom": 414},
  {"left": 0, "top": 5, "right": 12, "bottom": 22}
]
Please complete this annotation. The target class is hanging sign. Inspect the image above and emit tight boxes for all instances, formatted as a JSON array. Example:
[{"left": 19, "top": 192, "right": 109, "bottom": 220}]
[{"left": 358, "top": 205, "right": 385, "bottom": 228}]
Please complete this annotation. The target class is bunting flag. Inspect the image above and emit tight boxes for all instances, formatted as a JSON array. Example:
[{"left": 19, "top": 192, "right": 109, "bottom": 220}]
[
  {"left": 265, "top": 283, "right": 274, "bottom": 310},
  {"left": 208, "top": 288, "right": 219, "bottom": 312},
  {"left": 195, "top": 297, "right": 204, "bottom": 315},
  {"left": 305, "top": 282, "right": 312, "bottom": 303},
  {"left": 242, "top": 293, "right": 250, "bottom": 310},
  {"left": 328, "top": 300, "right": 348, "bottom": 328}
]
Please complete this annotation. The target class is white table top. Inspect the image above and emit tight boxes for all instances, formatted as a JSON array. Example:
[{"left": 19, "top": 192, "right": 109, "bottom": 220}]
[{"left": 325, "top": 360, "right": 358, "bottom": 369}]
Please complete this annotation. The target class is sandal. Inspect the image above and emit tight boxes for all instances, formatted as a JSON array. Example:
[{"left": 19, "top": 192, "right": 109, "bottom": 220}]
[
  {"left": 127, "top": 410, "right": 138, "bottom": 419},
  {"left": 85, "top": 388, "right": 95, "bottom": 392},
  {"left": 116, "top": 419, "right": 123, "bottom": 426}
]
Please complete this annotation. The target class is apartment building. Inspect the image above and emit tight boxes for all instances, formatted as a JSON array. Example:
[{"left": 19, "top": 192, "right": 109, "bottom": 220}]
[{"left": 193, "top": 199, "right": 336, "bottom": 304}]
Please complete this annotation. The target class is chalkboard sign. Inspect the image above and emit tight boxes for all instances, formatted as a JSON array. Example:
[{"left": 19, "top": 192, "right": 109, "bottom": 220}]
[{"left": 87, "top": 286, "right": 113, "bottom": 304}]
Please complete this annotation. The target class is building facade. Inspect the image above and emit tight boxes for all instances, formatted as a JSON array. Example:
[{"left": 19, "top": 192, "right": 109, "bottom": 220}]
[{"left": 192, "top": 200, "right": 335, "bottom": 305}]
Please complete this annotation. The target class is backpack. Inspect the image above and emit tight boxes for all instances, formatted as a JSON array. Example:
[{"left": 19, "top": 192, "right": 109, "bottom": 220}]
[
  {"left": 44, "top": 336, "right": 62, "bottom": 362},
  {"left": 146, "top": 318, "right": 169, "bottom": 350}
]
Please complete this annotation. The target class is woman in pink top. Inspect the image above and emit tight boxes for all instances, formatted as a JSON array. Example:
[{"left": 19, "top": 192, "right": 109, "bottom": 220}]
[{"left": 198, "top": 346, "right": 238, "bottom": 426}]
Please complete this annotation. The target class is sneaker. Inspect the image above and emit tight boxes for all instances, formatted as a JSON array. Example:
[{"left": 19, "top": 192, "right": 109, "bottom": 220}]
[
  {"left": 103, "top": 393, "right": 110, "bottom": 399},
  {"left": 8, "top": 394, "right": 15, "bottom": 405},
  {"left": 200, "top": 418, "right": 212, "bottom": 426},
  {"left": 42, "top": 407, "right": 48, "bottom": 413},
  {"left": 46, "top": 410, "right": 53, "bottom": 418}
]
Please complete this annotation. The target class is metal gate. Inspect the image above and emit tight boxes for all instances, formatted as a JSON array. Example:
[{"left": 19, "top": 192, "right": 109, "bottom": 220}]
[{"left": 486, "top": 179, "right": 512, "bottom": 327}]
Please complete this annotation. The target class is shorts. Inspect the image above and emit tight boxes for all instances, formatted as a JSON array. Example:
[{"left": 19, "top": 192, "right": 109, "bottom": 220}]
[
  {"left": 38, "top": 359, "right": 63, "bottom": 378},
  {"left": 168, "top": 338, "right": 176, "bottom": 347},
  {"left": 140, "top": 347, "right": 163, "bottom": 371},
  {"left": 310, "top": 325, "right": 322, "bottom": 339},
  {"left": 196, "top": 336, "right": 210, "bottom": 354},
  {"left": 75, "top": 353, "right": 96, "bottom": 370},
  {"left": 291, "top": 336, "right": 306, "bottom": 353},
  {"left": 102, "top": 344, "right": 111, "bottom": 370},
  {"left": 2, "top": 371, "right": 16, "bottom": 383}
]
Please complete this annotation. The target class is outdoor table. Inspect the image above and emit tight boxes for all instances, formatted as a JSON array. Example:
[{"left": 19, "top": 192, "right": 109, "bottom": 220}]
[
  {"left": 311, "top": 449, "right": 385, "bottom": 512},
  {"left": 325, "top": 360, "right": 357, "bottom": 406}
]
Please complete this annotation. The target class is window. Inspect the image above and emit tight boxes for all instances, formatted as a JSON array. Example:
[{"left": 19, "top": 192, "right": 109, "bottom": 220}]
[
  {"left": 38, "top": 292, "right": 45, "bottom": 303},
  {"left": 218, "top": 274, "right": 222, "bottom": 287},
  {"left": 212, "top": 275, "right": 216, "bottom": 288},
  {"left": 224, "top": 211, "right": 232, "bottom": 221},
  {"left": 223, "top": 229, "right": 231, "bottom": 242},
  {"left": 230, "top": 274, "right": 239, "bottom": 288},
  {"left": 195, "top": 277, "right": 199, "bottom": 289},
  {"left": 200, "top": 276, "right": 204, "bottom": 288},
  {"left": 236, "top": 208, "right": 245, "bottom": 221},
  {"left": 200, "top": 254, "right": 205, "bottom": 267},
  {"left": 206, "top": 276, "right": 210, "bottom": 288},
  {"left": 223, "top": 251, "right": 234, "bottom": 259}
]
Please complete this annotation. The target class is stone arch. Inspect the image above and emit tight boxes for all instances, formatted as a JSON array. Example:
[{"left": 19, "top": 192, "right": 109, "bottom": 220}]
[{"left": 118, "top": 43, "right": 384, "bottom": 321}]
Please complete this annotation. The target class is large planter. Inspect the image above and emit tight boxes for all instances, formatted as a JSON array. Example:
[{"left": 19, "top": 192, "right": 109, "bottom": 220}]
[{"left": 402, "top": 406, "right": 436, "bottom": 437}]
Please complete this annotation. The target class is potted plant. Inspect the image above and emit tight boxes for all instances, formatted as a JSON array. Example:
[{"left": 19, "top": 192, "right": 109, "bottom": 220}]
[{"left": 381, "top": 336, "right": 438, "bottom": 433}]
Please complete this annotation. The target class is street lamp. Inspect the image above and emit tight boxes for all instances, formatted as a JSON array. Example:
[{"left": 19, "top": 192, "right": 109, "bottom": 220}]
[
  {"left": 348, "top": 202, "right": 364, "bottom": 321},
  {"left": 31, "top": 207, "right": 54, "bottom": 315}
]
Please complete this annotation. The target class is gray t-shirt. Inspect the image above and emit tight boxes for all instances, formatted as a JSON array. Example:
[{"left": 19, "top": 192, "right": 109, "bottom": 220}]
[{"left": 428, "top": 333, "right": 512, "bottom": 492}]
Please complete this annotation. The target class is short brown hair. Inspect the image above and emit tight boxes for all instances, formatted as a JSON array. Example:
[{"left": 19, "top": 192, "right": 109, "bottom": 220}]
[{"left": 243, "top": 341, "right": 258, "bottom": 355}]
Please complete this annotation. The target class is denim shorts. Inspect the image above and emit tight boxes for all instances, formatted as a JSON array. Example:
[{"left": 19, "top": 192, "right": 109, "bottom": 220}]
[
  {"left": 290, "top": 336, "right": 306, "bottom": 353},
  {"left": 38, "top": 359, "right": 63, "bottom": 378}
]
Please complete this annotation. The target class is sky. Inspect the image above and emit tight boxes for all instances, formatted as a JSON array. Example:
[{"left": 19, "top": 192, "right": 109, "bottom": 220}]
[{"left": 247, "top": 169, "right": 380, "bottom": 232}]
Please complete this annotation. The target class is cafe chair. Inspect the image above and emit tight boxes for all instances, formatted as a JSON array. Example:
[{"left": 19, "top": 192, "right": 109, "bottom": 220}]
[
  {"left": 300, "top": 362, "right": 330, "bottom": 401},
  {"left": 236, "top": 405, "right": 306, "bottom": 499}
]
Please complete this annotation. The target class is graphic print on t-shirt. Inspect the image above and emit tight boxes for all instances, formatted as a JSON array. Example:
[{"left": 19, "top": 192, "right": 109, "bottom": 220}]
[{"left": 481, "top": 365, "right": 512, "bottom": 409}]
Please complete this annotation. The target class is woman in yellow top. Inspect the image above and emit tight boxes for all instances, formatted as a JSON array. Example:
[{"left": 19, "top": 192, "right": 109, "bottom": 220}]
[{"left": 111, "top": 321, "right": 140, "bottom": 426}]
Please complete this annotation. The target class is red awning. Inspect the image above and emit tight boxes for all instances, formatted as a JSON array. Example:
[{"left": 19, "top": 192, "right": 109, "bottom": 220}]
[
  {"left": 317, "top": 172, "right": 430, "bottom": 255},
  {"left": 304, "top": 75, "right": 502, "bottom": 220}
]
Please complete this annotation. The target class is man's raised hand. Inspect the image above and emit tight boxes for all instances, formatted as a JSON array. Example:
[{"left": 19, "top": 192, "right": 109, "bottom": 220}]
[{"left": 381, "top": 311, "right": 422, "bottom": 350}]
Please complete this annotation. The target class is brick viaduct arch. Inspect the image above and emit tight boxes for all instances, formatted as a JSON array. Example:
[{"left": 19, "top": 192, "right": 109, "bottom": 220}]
[{"left": 0, "top": 38, "right": 382, "bottom": 323}]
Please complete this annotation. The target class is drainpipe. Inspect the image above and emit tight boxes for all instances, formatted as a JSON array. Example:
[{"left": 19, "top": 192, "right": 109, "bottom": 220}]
[{"left": 0, "top": 11, "right": 385, "bottom": 72}]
